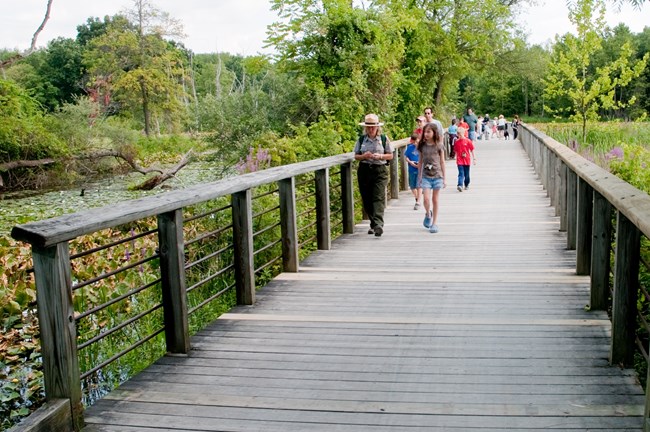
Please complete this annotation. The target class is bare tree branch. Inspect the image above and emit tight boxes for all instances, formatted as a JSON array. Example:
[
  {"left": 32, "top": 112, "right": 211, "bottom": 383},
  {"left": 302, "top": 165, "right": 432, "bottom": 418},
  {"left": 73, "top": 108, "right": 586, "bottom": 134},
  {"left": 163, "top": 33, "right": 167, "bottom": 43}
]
[
  {"left": 0, "top": 0, "right": 54, "bottom": 68},
  {"left": 30, "top": 0, "right": 54, "bottom": 53},
  {"left": 131, "top": 150, "right": 194, "bottom": 190}
]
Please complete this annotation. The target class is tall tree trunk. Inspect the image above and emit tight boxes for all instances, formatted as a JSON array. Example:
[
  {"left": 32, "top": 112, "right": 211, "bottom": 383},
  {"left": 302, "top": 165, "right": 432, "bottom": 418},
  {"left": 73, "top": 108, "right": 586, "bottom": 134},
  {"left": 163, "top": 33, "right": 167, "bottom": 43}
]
[
  {"left": 190, "top": 53, "right": 199, "bottom": 130},
  {"left": 216, "top": 52, "right": 223, "bottom": 98},
  {"left": 141, "top": 78, "right": 151, "bottom": 136},
  {"left": 433, "top": 78, "right": 444, "bottom": 109}
]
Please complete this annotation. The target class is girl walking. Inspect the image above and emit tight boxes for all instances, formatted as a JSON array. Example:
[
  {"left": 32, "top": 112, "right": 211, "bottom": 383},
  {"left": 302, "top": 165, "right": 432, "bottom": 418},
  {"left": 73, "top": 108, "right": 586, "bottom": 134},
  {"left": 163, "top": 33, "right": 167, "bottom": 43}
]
[{"left": 417, "top": 123, "right": 446, "bottom": 233}]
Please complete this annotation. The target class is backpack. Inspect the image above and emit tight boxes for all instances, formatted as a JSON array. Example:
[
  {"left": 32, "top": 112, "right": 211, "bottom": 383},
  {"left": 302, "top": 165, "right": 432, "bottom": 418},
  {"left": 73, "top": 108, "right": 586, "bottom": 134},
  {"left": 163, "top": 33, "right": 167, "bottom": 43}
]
[{"left": 356, "top": 134, "right": 388, "bottom": 154}]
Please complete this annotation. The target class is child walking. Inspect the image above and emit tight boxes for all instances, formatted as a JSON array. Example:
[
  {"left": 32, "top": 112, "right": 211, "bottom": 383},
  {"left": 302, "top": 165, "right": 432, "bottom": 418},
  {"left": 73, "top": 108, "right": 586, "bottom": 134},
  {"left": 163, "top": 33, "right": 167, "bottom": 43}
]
[
  {"left": 453, "top": 127, "right": 476, "bottom": 192},
  {"left": 404, "top": 131, "right": 422, "bottom": 209},
  {"left": 417, "top": 123, "right": 446, "bottom": 233}
]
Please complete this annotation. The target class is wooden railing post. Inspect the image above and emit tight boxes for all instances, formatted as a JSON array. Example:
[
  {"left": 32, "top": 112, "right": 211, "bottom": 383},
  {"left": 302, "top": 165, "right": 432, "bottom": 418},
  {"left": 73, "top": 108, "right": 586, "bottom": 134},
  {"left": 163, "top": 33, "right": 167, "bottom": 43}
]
[
  {"left": 315, "top": 168, "right": 331, "bottom": 250},
  {"left": 610, "top": 211, "right": 640, "bottom": 367},
  {"left": 341, "top": 162, "right": 355, "bottom": 234},
  {"left": 232, "top": 190, "right": 255, "bottom": 305},
  {"left": 399, "top": 147, "right": 408, "bottom": 192},
  {"left": 576, "top": 177, "right": 593, "bottom": 275},
  {"left": 566, "top": 169, "right": 577, "bottom": 249},
  {"left": 548, "top": 151, "right": 556, "bottom": 208},
  {"left": 559, "top": 162, "right": 568, "bottom": 232},
  {"left": 590, "top": 191, "right": 612, "bottom": 310},
  {"left": 157, "top": 210, "right": 190, "bottom": 354},
  {"left": 279, "top": 177, "right": 299, "bottom": 272},
  {"left": 32, "top": 243, "right": 83, "bottom": 431},
  {"left": 554, "top": 156, "right": 562, "bottom": 217},
  {"left": 389, "top": 149, "right": 399, "bottom": 201},
  {"left": 645, "top": 364, "right": 650, "bottom": 432},
  {"left": 541, "top": 146, "right": 549, "bottom": 194}
]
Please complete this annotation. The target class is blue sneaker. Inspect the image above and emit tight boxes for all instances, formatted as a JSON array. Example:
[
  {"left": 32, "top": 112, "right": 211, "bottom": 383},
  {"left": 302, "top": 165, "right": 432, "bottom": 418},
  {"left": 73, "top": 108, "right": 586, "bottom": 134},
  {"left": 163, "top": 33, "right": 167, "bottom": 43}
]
[
  {"left": 423, "top": 212, "right": 432, "bottom": 228},
  {"left": 429, "top": 224, "right": 439, "bottom": 233}
]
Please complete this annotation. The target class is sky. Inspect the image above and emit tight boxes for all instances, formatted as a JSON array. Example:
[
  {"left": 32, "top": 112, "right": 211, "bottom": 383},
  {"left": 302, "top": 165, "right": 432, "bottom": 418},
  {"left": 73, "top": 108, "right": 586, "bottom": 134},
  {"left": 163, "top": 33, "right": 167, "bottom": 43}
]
[{"left": 1, "top": 0, "right": 648, "bottom": 55}]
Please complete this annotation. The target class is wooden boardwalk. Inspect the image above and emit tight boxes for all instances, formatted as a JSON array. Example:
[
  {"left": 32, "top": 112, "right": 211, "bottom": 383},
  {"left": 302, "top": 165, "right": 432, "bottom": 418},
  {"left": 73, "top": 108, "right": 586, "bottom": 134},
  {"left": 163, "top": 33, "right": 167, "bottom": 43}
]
[{"left": 83, "top": 139, "right": 645, "bottom": 431}]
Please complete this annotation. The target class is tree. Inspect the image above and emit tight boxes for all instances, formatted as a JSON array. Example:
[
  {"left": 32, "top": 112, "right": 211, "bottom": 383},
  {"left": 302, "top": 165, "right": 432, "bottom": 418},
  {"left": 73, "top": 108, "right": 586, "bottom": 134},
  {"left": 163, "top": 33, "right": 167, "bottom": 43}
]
[
  {"left": 83, "top": 0, "right": 187, "bottom": 136},
  {"left": 543, "top": 0, "right": 648, "bottom": 142},
  {"left": 269, "top": 0, "right": 407, "bottom": 138},
  {"left": 468, "top": 40, "right": 550, "bottom": 117}
]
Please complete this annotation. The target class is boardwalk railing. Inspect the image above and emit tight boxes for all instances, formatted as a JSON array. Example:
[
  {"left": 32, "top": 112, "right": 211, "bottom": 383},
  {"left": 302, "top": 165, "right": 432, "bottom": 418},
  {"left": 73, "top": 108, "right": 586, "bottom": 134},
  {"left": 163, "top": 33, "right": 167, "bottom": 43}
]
[
  {"left": 521, "top": 124, "right": 650, "bottom": 430},
  {"left": 8, "top": 139, "right": 407, "bottom": 432}
]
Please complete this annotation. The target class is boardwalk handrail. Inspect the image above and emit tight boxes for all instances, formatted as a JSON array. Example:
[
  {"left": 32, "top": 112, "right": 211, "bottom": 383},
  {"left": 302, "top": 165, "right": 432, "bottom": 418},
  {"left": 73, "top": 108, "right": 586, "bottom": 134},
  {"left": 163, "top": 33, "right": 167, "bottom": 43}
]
[
  {"left": 9, "top": 139, "right": 409, "bottom": 432},
  {"left": 520, "top": 124, "right": 650, "bottom": 430}
]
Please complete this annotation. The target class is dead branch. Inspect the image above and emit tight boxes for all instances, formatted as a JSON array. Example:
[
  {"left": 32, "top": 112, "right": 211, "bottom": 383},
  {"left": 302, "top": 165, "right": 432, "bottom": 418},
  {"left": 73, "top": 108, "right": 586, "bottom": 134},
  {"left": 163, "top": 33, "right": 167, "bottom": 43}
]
[
  {"left": 84, "top": 150, "right": 164, "bottom": 175},
  {"left": 0, "top": 150, "right": 164, "bottom": 175},
  {"left": 1, "top": 149, "right": 195, "bottom": 191},
  {"left": 131, "top": 151, "right": 193, "bottom": 190},
  {"left": 30, "top": 0, "right": 54, "bottom": 53},
  {"left": 0, "top": 158, "right": 57, "bottom": 171},
  {"left": 0, "top": 0, "right": 54, "bottom": 68}
]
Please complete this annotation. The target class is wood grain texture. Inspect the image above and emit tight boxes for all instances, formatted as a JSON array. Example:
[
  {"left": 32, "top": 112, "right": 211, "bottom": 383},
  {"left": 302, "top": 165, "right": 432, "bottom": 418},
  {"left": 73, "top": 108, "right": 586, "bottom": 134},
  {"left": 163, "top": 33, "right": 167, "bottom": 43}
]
[
  {"left": 32, "top": 244, "right": 83, "bottom": 430},
  {"left": 157, "top": 210, "right": 190, "bottom": 353},
  {"left": 7, "top": 399, "right": 72, "bottom": 432},
  {"left": 82, "top": 138, "right": 644, "bottom": 431}
]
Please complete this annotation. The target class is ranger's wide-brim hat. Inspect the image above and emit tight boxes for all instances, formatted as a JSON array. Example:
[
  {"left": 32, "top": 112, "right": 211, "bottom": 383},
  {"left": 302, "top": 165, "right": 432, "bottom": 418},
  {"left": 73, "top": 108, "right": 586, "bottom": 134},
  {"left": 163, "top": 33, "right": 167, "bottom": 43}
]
[{"left": 359, "top": 113, "right": 384, "bottom": 127}]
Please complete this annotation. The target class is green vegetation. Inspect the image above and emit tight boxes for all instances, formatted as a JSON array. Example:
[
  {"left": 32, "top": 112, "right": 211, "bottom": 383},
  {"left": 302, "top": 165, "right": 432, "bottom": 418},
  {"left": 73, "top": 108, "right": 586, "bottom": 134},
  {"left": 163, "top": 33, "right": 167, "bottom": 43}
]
[
  {"left": 543, "top": 0, "right": 648, "bottom": 143},
  {"left": 1, "top": 0, "right": 650, "bottom": 429}
]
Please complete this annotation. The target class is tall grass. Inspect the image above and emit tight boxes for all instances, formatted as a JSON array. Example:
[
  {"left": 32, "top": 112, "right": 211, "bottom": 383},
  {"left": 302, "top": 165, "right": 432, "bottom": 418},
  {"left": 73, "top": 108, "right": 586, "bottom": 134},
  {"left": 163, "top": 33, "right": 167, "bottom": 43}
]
[{"left": 534, "top": 121, "right": 650, "bottom": 153}]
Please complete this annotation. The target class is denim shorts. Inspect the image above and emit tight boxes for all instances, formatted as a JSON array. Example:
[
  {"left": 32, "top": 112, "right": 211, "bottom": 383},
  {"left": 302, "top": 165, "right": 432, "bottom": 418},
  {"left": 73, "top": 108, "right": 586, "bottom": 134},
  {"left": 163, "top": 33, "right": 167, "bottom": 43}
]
[
  {"left": 408, "top": 170, "right": 419, "bottom": 190},
  {"left": 420, "top": 176, "right": 444, "bottom": 190}
]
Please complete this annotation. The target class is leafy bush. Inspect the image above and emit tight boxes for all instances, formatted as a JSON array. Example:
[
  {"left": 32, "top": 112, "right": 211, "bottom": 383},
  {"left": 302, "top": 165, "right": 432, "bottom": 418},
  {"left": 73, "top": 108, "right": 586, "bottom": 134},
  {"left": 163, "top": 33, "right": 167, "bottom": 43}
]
[{"left": 0, "top": 79, "right": 67, "bottom": 164}]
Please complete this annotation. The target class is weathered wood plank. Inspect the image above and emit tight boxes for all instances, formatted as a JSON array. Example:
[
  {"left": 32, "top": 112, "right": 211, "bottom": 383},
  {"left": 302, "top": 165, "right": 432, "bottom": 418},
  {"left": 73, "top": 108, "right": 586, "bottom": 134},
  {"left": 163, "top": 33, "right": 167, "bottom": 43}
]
[
  {"left": 157, "top": 210, "right": 190, "bottom": 353},
  {"left": 591, "top": 190, "right": 613, "bottom": 310},
  {"left": 576, "top": 176, "right": 593, "bottom": 275},
  {"left": 32, "top": 244, "right": 83, "bottom": 430},
  {"left": 7, "top": 399, "right": 72, "bottom": 432},
  {"left": 340, "top": 162, "right": 355, "bottom": 234},
  {"left": 82, "top": 138, "right": 644, "bottom": 432},
  {"left": 232, "top": 190, "right": 255, "bottom": 305},
  {"left": 610, "top": 211, "right": 641, "bottom": 367},
  {"left": 279, "top": 177, "right": 299, "bottom": 272},
  {"left": 315, "top": 168, "right": 331, "bottom": 250}
]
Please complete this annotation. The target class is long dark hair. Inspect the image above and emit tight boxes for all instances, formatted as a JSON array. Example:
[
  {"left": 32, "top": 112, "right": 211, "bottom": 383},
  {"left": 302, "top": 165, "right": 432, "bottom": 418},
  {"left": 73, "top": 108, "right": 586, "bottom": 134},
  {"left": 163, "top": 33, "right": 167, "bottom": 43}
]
[{"left": 417, "top": 123, "right": 440, "bottom": 152}]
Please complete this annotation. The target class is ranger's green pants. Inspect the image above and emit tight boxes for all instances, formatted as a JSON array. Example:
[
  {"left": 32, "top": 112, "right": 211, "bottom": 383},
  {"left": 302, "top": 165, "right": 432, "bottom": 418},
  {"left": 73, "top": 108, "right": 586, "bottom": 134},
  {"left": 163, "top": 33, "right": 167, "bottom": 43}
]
[{"left": 357, "top": 163, "right": 388, "bottom": 229}]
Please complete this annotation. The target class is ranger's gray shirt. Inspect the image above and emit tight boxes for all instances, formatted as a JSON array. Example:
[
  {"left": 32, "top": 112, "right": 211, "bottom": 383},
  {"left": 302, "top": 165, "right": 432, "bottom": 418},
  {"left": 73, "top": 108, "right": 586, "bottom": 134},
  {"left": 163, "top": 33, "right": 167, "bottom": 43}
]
[{"left": 354, "top": 135, "right": 393, "bottom": 165}]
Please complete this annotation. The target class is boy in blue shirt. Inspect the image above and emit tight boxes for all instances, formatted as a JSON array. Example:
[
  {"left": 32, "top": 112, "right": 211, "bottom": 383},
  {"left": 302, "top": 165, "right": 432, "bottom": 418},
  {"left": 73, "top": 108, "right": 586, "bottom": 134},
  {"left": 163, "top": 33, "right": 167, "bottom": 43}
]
[{"left": 404, "top": 129, "right": 422, "bottom": 209}]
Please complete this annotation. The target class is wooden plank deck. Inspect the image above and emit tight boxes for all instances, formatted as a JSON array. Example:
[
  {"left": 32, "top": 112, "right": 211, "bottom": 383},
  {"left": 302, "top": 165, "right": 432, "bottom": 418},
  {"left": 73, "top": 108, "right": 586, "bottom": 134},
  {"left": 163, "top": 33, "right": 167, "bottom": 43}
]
[{"left": 83, "top": 139, "right": 645, "bottom": 431}]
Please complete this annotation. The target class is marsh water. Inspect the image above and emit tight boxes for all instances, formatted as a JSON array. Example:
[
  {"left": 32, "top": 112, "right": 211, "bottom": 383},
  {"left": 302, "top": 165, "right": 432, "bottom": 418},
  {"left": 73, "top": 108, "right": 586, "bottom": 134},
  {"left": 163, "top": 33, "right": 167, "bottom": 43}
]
[{"left": 0, "top": 162, "right": 228, "bottom": 236}]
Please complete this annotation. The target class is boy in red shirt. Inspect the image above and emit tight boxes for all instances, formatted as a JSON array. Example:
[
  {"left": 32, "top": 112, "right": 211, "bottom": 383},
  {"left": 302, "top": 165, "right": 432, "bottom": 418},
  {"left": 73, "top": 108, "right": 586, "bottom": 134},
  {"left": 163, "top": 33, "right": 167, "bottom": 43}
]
[{"left": 453, "top": 127, "right": 476, "bottom": 192}]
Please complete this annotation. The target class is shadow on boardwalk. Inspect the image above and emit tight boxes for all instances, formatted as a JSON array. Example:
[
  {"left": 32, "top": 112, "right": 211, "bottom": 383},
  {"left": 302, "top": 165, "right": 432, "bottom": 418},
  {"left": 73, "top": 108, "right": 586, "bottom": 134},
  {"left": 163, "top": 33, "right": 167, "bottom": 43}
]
[{"left": 83, "top": 139, "right": 644, "bottom": 431}]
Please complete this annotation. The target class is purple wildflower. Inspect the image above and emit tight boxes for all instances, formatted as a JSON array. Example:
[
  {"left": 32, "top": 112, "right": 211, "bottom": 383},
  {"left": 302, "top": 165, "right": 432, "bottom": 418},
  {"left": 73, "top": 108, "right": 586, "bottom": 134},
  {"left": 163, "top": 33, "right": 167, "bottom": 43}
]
[
  {"left": 607, "top": 146, "right": 624, "bottom": 160},
  {"left": 235, "top": 147, "right": 272, "bottom": 174}
]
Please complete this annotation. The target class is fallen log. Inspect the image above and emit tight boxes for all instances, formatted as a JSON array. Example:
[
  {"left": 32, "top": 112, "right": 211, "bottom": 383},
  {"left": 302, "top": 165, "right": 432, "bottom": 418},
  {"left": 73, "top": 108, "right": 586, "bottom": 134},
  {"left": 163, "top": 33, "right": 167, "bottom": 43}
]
[
  {"left": 131, "top": 151, "right": 194, "bottom": 191},
  {"left": 0, "top": 149, "right": 191, "bottom": 190}
]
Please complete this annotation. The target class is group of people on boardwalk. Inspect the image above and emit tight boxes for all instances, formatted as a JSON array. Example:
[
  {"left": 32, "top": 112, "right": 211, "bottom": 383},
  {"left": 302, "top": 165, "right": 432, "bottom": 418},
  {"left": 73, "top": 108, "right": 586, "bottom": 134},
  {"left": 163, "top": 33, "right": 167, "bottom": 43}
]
[
  {"left": 356, "top": 107, "right": 479, "bottom": 237},
  {"left": 355, "top": 107, "right": 521, "bottom": 238}
]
